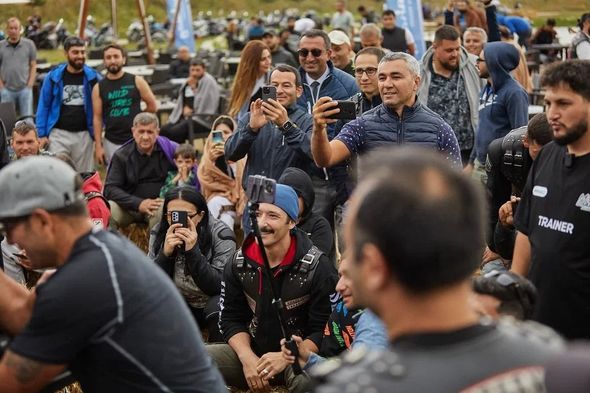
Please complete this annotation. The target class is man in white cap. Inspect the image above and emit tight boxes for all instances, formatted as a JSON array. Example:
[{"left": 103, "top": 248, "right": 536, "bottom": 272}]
[
  {"left": 0, "top": 156, "right": 225, "bottom": 392},
  {"left": 328, "top": 30, "right": 355, "bottom": 76}
]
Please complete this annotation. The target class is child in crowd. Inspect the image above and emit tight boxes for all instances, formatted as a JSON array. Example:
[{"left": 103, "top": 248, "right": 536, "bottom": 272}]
[{"left": 159, "top": 143, "right": 200, "bottom": 198}]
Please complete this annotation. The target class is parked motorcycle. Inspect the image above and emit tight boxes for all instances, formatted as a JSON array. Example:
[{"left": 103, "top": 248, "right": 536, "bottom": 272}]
[{"left": 127, "top": 16, "right": 167, "bottom": 43}]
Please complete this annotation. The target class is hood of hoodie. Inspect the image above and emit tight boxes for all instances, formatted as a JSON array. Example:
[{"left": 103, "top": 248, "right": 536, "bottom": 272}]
[
  {"left": 483, "top": 42, "right": 520, "bottom": 91},
  {"left": 278, "top": 167, "right": 314, "bottom": 223},
  {"left": 81, "top": 171, "right": 103, "bottom": 193}
]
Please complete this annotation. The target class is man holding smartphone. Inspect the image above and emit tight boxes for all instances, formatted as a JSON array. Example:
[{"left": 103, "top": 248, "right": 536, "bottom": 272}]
[
  {"left": 311, "top": 52, "right": 461, "bottom": 169},
  {"left": 225, "top": 64, "right": 315, "bottom": 194}
]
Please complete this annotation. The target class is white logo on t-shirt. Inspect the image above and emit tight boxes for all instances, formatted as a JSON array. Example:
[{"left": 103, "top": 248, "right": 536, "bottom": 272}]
[
  {"left": 532, "top": 185, "right": 548, "bottom": 198},
  {"left": 575, "top": 193, "right": 590, "bottom": 212},
  {"left": 63, "top": 85, "right": 84, "bottom": 106}
]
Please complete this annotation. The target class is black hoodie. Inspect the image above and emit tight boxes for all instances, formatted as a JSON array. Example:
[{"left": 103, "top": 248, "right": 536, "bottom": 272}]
[{"left": 279, "top": 168, "right": 334, "bottom": 257}]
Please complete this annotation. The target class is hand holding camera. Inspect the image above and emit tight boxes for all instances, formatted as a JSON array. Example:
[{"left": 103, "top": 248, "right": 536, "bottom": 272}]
[{"left": 163, "top": 211, "right": 198, "bottom": 256}]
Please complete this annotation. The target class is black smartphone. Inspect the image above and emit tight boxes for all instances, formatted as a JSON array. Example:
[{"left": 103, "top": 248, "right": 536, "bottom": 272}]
[
  {"left": 261, "top": 85, "right": 277, "bottom": 102},
  {"left": 170, "top": 210, "right": 188, "bottom": 228},
  {"left": 326, "top": 100, "right": 356, "bottom": 120},
  {"left": 211, "top": 130, "right": 224, "bottom": 145}
]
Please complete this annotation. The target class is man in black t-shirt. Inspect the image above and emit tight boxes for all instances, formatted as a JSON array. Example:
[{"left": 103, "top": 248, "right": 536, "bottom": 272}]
[
  {"left": 92, "top": 44, "right": 158, "bottom": 165},
  {"left": 513, "top": 60, "right": 590, "bottom": 340},
  {"left": 36, "top": 36, "right": 101, "bottom": 172},
  {"left": 313, "top": 147, "right": 563, "bottom": 393},
  {"left": 0, "top": 156, "right": 225, "bottom": 392}
]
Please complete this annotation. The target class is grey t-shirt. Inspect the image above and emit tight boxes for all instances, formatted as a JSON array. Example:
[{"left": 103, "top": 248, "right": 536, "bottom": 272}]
[
  {"left": 313, "top": 318, "right": 564, "bottom": 393},
  {"left": 0, "top": 38, "right": 36, "bottom": 91}
]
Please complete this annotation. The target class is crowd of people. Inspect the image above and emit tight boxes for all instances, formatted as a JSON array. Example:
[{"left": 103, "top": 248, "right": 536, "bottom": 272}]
[{"left": 0, "top": 2, "right": 590, "bottom": 392}]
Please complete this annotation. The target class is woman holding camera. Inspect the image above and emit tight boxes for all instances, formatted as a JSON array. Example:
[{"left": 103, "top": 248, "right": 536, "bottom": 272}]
[
  {"left": 197, "top": 116, "right": 246, "bottom": 230},
  {"left": 149, "top": 186, "right": 236, "bottom": 340}
]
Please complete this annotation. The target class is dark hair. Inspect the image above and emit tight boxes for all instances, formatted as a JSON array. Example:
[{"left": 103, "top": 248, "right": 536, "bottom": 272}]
[
  {"left": 300, "top": 29, "right": 331, "bottom": 50},
  {"left": 473, "top": 270, "right": 537, "bottom": 319},
  {"left": 355, "top": 46, "right": 385, "bottom": 62},
  {"left": 527, "top": 113, "right": 553, "bottom": 145},
  {"left": 498, "top": 25, "right": 513, "bottom": 40},
  {"left": 102, "top": 43, "right": 126, "bottom": 58},
  {"left": 541, "top": 60, "right": 590, "bottom": 101},
  {"left": 63, "top": 36, "right": 86, "bottom": 51},
  {"left": 153, "top": 187, "right": 211, "bottom": 257},
  {"left": 578, "top": 13, "right": 590, "bottom": 29},
  {"left": 354, "top": 147, "right": 485, "bottom": 294},
  {"left": 434, "top": 25, "right": 460, "bottom": 43},
  {"left": 546, "top": 18, "right": 556, "bottom": 26},
  {"left": 272, "top": 64, "right": 302, "bottom": 87},
  {"left": 12, "top": 120, "right": 37, "bottom": 136},
  {"left": 382, "top": 10, "right": 396, "bottom": 18},
  {"left": 190, "top": 58, "right": 206, "bottom": 67},
  {"left": 55, "top": 152, "right": 76, "bottom": 170},
  {"left": 212, "top": 115, "right": 235, "bottom": 132},
  {"left": 174, "top": 143, "right": 197, "bottom": 160}
]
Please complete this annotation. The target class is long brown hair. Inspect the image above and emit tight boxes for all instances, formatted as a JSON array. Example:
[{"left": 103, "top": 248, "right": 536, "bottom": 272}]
[{"left": 228, "top": 40, "right": 270, "bottom": 117}]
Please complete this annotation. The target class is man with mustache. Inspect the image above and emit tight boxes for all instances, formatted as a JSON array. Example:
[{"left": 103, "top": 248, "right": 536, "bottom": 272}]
[
  {"left": 207, "top": 184, "right": 337, "bottom": 393},
  {"left": 36, "top": 36, "right": 101, "bottom": 172},
  {"left": 512, "top": 60, "right": 590, "bottom": 340},
  {"left": 92, "top": 44, "right": 158, "bottom": 165}
]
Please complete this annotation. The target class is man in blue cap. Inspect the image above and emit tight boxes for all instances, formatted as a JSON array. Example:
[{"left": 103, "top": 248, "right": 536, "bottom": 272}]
[{"left": 207, "top": 184, "right": 338, "bottom": 393}]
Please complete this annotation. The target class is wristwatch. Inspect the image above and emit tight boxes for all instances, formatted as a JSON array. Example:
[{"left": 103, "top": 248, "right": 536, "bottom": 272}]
[{"left": 279, "top": 120, "right": 294, "bottom": 133}]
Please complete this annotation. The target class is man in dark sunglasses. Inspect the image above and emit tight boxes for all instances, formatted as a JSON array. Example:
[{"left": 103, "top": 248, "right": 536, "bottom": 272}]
[{"left": 295, "top": 29, "right": 358, "bottom": 239}]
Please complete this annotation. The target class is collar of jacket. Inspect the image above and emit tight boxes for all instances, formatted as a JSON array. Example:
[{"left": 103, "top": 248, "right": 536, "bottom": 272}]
[{"left": 382, "top": 97, "right": 422, "bottom": 119}]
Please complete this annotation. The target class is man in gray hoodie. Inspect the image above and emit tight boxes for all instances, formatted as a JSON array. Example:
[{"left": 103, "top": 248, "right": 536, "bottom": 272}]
[{"left": 418, "top": 25, "right": 483, "bottom": 165}]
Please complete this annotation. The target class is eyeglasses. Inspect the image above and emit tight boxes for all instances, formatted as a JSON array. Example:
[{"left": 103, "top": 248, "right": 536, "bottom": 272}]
[
  {"left": 298, "top": 48, "right": 323, "bottom": 58},
  {"left": 476, "top": 57, "right": 485, "bottom": 63},
  {"left": 354, "top": 67, "right": 378, "bottom": 77}
]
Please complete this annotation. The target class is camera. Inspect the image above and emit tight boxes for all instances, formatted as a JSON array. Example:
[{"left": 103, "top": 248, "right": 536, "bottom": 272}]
[{"left": 246, "top": 175, "right": 276, "bottom": 204}]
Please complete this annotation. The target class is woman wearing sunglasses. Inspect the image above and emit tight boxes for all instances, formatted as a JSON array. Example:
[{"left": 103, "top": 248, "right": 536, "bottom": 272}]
[
  {"left": 197, "top": 116, "right": 245, "bottom": 230},
  {"left": 227, "top": 40, "right": 272, "bottom": 120},
  {"left": 149, "top": 186, "right": 236, "bottom": 341}
]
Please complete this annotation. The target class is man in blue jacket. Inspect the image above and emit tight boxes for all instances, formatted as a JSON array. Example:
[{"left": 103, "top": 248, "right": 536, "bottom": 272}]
[
  {"left": 468, "top": 41, "right": 529, "bottom": 184},
  {"left": 225, "top": 64, "right": 314, "bottom": 190},
  {"left": 36, "top": 36, "right": 101, "bottom": 172},
  {"left": 296, "top": 29, "right": 359, "bottom": 236}
]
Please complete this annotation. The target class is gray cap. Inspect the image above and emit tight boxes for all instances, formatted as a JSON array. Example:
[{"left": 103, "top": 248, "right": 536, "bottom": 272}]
[{"left": 0, "top": 156, "right": 85, "bottom": 220}]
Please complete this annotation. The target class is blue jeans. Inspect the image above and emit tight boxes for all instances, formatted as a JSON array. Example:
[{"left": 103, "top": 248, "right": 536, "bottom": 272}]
[{"left": 1, "top": 87, "right": 33, "bottom": 117}]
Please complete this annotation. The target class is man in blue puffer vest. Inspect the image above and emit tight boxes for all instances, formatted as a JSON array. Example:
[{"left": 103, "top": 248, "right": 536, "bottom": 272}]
[
  {"left": 310, "top": 52, "right": 462, "bottom": 170},
  {"left": 296, "top": 29, "right": 359, "bottom": 236}
]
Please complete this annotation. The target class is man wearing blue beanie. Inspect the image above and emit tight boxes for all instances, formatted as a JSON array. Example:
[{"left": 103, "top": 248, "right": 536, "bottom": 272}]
[{"left": 207, "top": 184, "right": 338, "bottom": 393}]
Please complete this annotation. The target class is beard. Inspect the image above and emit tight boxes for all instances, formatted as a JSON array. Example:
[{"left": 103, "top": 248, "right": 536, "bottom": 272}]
[
  {"left": 553, "top": 118, "right": 588, "bottom": 146},
  {"left": 68, "top": 58, "right": 84, "bottom": 71},
  {"left": 440, "top": 59, "right": 459, "bottom": 71},
  {"left": 107, "top": 64, "right": 122, "bottom": 74}
]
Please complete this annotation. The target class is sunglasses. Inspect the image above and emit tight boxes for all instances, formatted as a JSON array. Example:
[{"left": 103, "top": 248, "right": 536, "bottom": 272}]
[
  {"left": 354, "top": 67, "right": 378, "bottom": 77},
  {"left": 298, "top": 48, "right": 324, "bottom": 58}
]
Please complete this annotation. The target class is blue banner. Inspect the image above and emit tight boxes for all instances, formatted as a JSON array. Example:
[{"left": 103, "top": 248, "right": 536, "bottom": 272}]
[
  {"left": 166, "top": 0, "right": 195, "bottom": 52},
  {"left": 385, "top": 0, "right": 426, "bottom": 59}
]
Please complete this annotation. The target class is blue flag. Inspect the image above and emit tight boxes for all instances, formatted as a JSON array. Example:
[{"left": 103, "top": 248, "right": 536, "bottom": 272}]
[
  {"left": 166, "top": 0, "right": 195, "bottom": 52},
  {"left": 385, "top": 0, "right": 426, "bottom": 59}
]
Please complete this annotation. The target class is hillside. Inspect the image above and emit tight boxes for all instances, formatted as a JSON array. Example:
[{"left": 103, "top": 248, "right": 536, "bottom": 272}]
[{"left": 0, "top": 0, "right": 585, "bottom": 38}]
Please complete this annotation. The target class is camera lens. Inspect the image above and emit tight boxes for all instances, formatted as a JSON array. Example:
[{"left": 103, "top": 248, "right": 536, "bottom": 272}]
[{"left": 263, "top": 87, "right": 269, "bottom": 93}]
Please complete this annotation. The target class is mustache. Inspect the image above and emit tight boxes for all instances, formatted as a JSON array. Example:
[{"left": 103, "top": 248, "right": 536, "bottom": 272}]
[{"left": 260, "top": 226, "right": 274, "bottom": 234}]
